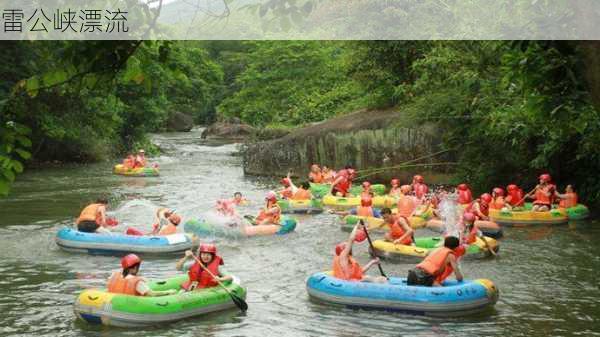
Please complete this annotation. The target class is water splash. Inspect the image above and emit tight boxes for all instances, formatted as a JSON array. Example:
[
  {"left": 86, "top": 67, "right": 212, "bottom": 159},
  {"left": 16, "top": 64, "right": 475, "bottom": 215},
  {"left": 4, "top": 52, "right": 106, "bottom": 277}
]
[{"left": 437, "top": 191, "right": 462, "bottom": 237}]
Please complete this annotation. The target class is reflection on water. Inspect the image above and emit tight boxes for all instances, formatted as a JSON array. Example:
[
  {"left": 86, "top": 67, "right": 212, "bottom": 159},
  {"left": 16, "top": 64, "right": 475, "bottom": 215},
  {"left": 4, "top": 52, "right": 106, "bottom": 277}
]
[{"left": 0, "top": 129, "right": 599, "bottom": 337}]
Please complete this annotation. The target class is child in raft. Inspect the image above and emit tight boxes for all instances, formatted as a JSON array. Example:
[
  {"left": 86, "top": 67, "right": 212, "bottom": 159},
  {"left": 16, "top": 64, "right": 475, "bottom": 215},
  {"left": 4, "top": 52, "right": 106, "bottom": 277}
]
[
  {"left": 321, "top": 166, "right": 335, "bottom": 184},
  {"left": 290, "top": 181, "right": 313, "bottom": 200},
  {"left": 278, "top": 173, "right": 298, "bottom": 199},
  {"left": 151, "top": 208, "right": 181, "bottom": 235},
  {"left": 468, "top": 193, "right": 491, "bottom": 221},
  {"left": 107, "top": 254, "right": 176, "bottom": 296},
  {"left": 231, "top": 192, "right": 249, "bottom": 206},
  {"left": 176, "top": 243, "right": 232, "bottom": 291},
  {"left": 382, "top": 208, "right": 414, "bottom": 246},
  {"left": 504, "top": 184, "right": 525, "bottom": 208},
  {"left": 329, "top": 165, "right": 355, "bottom": 197},
  {"left": 412, "top": 175, "right": 429, "bottom": 200},
  {"left": 254, "top": 191, "right": 282, "bottom": 226},
  {"left": 331, "top": 195, "right": 382, "bottom": 218},
  {"left": 555, "top": 184, "right": 578, "bottom": 208},
  {"left": 333, "top": 224, "right": 387, "bottom": 283},
  {"left": 407, "top": 236, "right": 464, "bottom": 287},
  {"left": 133, "top": 149, "right": 147, "bottom": 168},
  {"left": 526, "top": 173, "right": 556, "bottom": 212},
  {"left": 76, "top": 198, "right": 112, "bottom": 234},
  {"left": 308, "top": 164, "right": 324, "bottom": 183},
  {"left": 489, "top": 187, "right": 506, "bottom": 210}
]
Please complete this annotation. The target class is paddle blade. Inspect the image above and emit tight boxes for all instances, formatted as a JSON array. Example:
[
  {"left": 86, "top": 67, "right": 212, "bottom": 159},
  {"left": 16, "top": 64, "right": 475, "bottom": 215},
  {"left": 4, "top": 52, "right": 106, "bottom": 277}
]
[{"left": 230, "top": 293, "right": 248, "bottom": 312}]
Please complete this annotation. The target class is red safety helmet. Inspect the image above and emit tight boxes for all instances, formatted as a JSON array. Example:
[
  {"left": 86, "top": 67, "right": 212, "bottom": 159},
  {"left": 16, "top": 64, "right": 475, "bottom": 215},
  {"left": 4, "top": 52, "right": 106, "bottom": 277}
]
[
  {"left": 480, "top": 193, "right": 492, "bottom": 204},
  {"left": 266, "top": 191, "right": 277, "bottom": 201},
  {"left": 362, "top": 181, "right": 371, "bottom": 189},
  {"left": 354, "top": 228, "right": 367, "bottom": 243},
  {"left": 121, "top": 254, "right": 141, "bottom": 269},
  {"left": 539, "top": 173, "right": 551, "bottom": 183},
  {"left": 414, "top": 175, "right": 424, "bottom": 183},
  {"left": 335, "top": 242, "right": 346, "bottom": 256},
  {"left": 463, "top": 212, "right": 476, "bottom": 223},
  {"left": 360, "top": 196, "right": 373, "bottom": 207},
  {"left": 168, "top": 214, "right": 181, "bottom": 225},
  {"left": 457, "top": 183, "right": 468, "bottom": 191},
  {"left": 390, "top": 178, "right": 400, "bottom": 187},
  {"left": 280, "top": 178, "right": 291, "bottom": 187},
  {"left": 198, "top": 243, "right": 217, "bottom": 254},
  {"left": 492, "top": 187, "right": 505, "bottom": 197},
  {"left": 507, "top": 184, "right": 518, "bottom": 191}
]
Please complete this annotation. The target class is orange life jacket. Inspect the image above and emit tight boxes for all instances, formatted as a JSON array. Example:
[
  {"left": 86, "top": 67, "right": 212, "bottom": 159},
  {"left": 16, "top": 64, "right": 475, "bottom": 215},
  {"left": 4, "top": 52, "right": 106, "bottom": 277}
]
[
  {"left": 309, "top": 172, "right": 323, "bottom": 183},
  {"left": 290, "top": 188, "right": 312, "bottom": 200},
  {"left": 559, "top": 192, "right": 578, "bottom": 208},
  {"left": 417, "top": 247, "right": 454, "bottom": 277},
  {"left": 534, "top": 185, "right": 553, "bottom": 205},
  {"left": 414, "top": 183, "right": 429, "bottom": 199},
  {"left": 388, "top": 220, "right": 413, "bottom": 245},
  {"left": 356, "top": 206, "right": 374, "bottom": 217},
  {"left": 332, "top": 255, "right": 363, "bottom": 281},
  {"left": 256, "top": 202, "right": 281, "bottom": 224},
  {"left": 123, "top": 156, "right": 134, "bottom": 169},
  {"left": 76, "top": 204, "right": 102, "bottom": 225},
  {"left": 397, "top": 195, "right": 416, "bottom": 218},
  {"left": 182, "top": 256, "right": 223, "bottom": 290},
  {"left": 158, "top": 223, "right": 177, "bottom": 235},
  {"left": 107, "top": 272, "right": 143, "bottom": 296},
  {"left": 490, "top": 196, "right": 505, "bottom": 210},
  {"left": 464, "top": 225, "right": 478, "bottom": 244},
  {"left": 133, "top": 155, "right": 146, "bottom": 168}
]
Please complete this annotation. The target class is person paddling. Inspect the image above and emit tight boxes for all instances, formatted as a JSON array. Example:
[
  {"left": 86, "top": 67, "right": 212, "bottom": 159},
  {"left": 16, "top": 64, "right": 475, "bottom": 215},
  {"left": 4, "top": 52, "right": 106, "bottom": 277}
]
[
  {"left": 151, "top": 208, "right": 181, "bottom": 235},
  {"left": 468, "top": 193, "right": 491, "bottom": 221},
  {"left": 527, "top": 173, "right": 555, "bottom": 212},
  {"left": 76, "top": 198, "right": 112, "bottom": 234},
  {"left": 382, "top": 208, "right": 414, "bottom": 246},
  {"left": 177, "top": 244, "right": 232, "bottom": 291},
  {"left": 490, "top": 187, "right": 506, "bottom": 210},
  {"left": 505, "top": 184, "right": 525, "bottom": 208},
  {"left": 333, "top": 224, "right": 387, "bottom": 283},
  {"left": 321, "top": 166, "right": 335, "bottom": 184},
  {"left": 407, "top": 236, "right": 464, "bottom": 287},
  {"left": 107, "top": 254, "right": 176, "bottom": 296},
  {"left": 412, "top": 175, "right": 429, "bottom": 200}
]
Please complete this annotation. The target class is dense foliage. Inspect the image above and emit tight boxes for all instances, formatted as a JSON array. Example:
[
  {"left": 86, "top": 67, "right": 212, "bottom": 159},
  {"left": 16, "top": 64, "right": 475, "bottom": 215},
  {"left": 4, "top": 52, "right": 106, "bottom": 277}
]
[{"left": 1, "top": 38, "right": 599, "bottom": 207}]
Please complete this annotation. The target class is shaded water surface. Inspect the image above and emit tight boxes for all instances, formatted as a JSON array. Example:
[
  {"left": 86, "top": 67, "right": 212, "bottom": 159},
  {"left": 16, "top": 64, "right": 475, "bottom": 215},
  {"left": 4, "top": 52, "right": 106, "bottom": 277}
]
[{"left": 0, "top": 129, "right": 598, "bottom": 337}]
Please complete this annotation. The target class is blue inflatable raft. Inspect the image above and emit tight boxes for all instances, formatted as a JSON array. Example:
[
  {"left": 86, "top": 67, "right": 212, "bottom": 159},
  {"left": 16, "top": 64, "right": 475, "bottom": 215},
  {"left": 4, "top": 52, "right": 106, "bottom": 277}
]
[
  {"left": 306, "top": 272, "right": 498, "bottom": 317},
  {"left": 55, "top": 227, "right": 193, "bottom": 255}
]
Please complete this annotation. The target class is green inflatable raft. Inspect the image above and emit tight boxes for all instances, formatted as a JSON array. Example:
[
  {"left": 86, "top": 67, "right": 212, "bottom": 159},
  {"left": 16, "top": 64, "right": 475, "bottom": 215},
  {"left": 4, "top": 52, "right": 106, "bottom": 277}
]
[
  {"left": 309, "top": 183, "right": 386, "bottom": 198},
  {"left": 520, "top": 202, "right": 590, "bottom": 220},
  {"left": 74, "top": 274, "right": 246, "bottom": 327},
  {"left": 277, "top": 199, "right": 324, "bottom": 214}
]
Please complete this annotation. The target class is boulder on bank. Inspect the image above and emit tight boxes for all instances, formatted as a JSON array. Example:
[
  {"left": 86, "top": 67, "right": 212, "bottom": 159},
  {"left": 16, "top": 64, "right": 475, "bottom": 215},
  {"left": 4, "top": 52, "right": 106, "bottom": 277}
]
[
  {"left": 167, "top": 112, "right": 194, "bottom": 132},
  {"left": 243, "top": 108, "right": 454, "bottom": 183},
  {"left": 201, "top": 121, "right": 256, "bottom": 140}
]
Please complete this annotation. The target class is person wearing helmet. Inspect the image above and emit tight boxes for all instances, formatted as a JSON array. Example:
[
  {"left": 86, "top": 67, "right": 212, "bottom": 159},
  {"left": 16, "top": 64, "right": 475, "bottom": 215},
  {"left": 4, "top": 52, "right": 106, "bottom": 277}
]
[
  {"left": 396, "top": 185, "right": 417, "bottom": 219},
  {"left": 490, "top": 187, "right": 506, "bottom": 210},
  {"left": 150, "top": 208, "right": 181, "bottom": 235},
  {"left": 122, "top": 154, "right": 135, "bottom": 170},
  {"left": 460, "top": 212, "right": 481, "bottom": 245},
  {"left": 278, "top": 172, "right": 298, "bottom": 199},
  {"left": 352, "top": 195, "right": 381, "bottom": 218},
  {"left": 467, "top": 193, "right": 491, "bottom": 221},
  {"left": 107, "top": 254, "right": 176, "bottom": 296},
  {"left": 360, "top": 181, "right": 374, "bottom": 199},
  {"left": 133, "top": 149, "right": 147, "bottom": 169},
  {"left": 388, "top": 178, "right": 402, "bottom": 197},
  {"left": 330, "top": 165, "right": 355, "bottom": 197},
  {"left": 290, "top": 181, "right": 313, "bottom": 200},
  {"left": 527, "top": 173, "right": 556, "bottom": 212},
  {"left": 333, "top": 224, "right": 387, "bottom": 283},
  {"left": 505, "top": 184, "right": 525, "bottom": 208},
  {"left": 76, "top": 198, "right": 112, "bottom": 234},
  {"left": 382, "top": 208, "right": 414, "bottom": 246},
  {"left": 177, "top": 244, "right": 232, "bottom": 291},
  {"left": 456, "top": 184, "right": 473, "bottom": 205},
  {"left": 412, "top": 175, "right": 429, "bottom": 200},
  {"left": 407, "top": 236, "right": 464, "bottom": 287},
  {"left": 255, "top": 191, "right": 282, "bottom": 225},
  {"left": 555, "top": 184, "right": 578, "bottom": 208},
  {"left": 308, "top": 164, "right": 324, "bottom": 184}
]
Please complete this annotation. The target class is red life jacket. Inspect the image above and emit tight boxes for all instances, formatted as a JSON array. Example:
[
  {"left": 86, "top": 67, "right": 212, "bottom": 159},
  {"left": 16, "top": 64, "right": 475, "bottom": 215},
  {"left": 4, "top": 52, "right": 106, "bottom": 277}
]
[
  {"left": 534, "top": 185, "right": 553, "bottom": 205},
  {"left": 332, "top": 256, "right": 363, "bottom": 281},
  {"left": 181, "top": 256, "right": 224, "bottom": 290},
  {"left": 333, "top": 170, "right": 351, "bottom": 195},
  {"left": 507, "top": 189, "right": 525, "bottom": 207},
  {"left": 559, "top": 192, "right": 578, "bottom": 208},
  {"left": 388, "top": 220, "right": 413, "bottom": 245}
]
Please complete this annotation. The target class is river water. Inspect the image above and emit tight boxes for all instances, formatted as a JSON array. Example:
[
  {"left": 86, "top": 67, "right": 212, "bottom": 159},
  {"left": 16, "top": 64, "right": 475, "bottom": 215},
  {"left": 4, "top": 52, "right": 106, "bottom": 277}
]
[{"left": 0, "top": 129, "right": 598, "bottom": 337}]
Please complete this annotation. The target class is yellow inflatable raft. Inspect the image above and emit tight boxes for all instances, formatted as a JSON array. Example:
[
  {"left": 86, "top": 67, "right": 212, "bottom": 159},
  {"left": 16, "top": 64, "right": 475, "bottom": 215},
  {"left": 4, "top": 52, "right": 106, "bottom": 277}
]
[
  {"left": 113, "top": 164, "right": 160, "bottom": 177},
  {"left": 489, "top": 208, "right": 568, "bottom": 226},
  {"left": 323, "top": 194, "right": 396, "bottom": 209},
  {"left": 371, "top": 236, "right": 498, "bottom": 261},
  {"left": 341, "top": 214, "right": 426, "bottom": 232}
]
